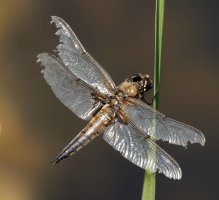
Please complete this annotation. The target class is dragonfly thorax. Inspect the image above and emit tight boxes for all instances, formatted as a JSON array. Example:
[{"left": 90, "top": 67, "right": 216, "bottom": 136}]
[
  {"left": 118, "top": 73, "right": 153, "bottom": 98},
  {"left": 118, "top": 81, "right": 139, "bottom": 97}
]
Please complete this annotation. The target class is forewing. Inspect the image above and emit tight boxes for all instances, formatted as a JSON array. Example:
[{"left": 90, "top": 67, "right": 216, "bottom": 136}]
[
  {"left": 122, "top": 97, "right": 205, "bottom": 147},
  {"left": 51, "top": 16, "right": 116, "bottom": 96},
  {"left": 103, "top": 120, "right": 182, "bottom": 179},
  {"left": 37, "top": 53, "right": 102, "bottom": 120}
]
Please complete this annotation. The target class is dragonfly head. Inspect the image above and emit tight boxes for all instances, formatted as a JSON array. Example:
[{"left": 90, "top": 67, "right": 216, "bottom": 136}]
[
  {"left": 118, "top": 73, "right": 153, "bottom": 98},
  {"left": 132, "top": 73, "right": 153, "bottom": 94}
]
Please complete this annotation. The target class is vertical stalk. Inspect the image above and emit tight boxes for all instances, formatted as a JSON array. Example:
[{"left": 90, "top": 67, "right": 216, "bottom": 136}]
[{"left": 141, "top": 1, "right": 165, "bottom": 200}]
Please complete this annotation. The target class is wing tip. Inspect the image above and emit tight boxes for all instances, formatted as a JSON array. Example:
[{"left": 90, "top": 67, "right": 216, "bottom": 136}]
[
  {"left": 36, "top": 52, "right": 49, "bottom": 64},
  {"left": 189, "top": 129, "right": 206, "bottom": 147},
  {"left": 50, "top": 16, "right": 60, "bottom": 25},
  {"left": 146, "top": 166, "right": 182, "bottom": 180},
  {"left": 158, "top": 166, "right": 182, "bottom": 180},
  {"left": 166, "top": 125, "right": 206, "bottom": 147},
  {"left": 50, "top": 16, "right": 68, "bottom": 30},
  {"left": 173, "top": 167, "right": 182, "bottom": 180},
  {"left": 199, "top": 131, "right": 206, "bottom": 146}
]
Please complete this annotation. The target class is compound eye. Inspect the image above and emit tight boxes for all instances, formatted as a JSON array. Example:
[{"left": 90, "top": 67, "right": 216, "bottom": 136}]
[
  {"left": 146, "top": 80, "right": 153, "bottom": 91},
  {"left": 132, "top": 75, "right": 142, "bottom": 82}
]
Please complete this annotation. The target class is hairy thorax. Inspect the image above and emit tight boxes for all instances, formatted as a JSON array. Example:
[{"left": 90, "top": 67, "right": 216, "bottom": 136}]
[{"left": 118, "top": 81, "right": 139, "bottom": 97}]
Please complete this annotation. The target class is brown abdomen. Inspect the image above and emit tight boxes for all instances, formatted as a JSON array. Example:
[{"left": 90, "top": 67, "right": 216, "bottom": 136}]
[{"left": 52, "top": 105, "right": 115, "bottom": 164}]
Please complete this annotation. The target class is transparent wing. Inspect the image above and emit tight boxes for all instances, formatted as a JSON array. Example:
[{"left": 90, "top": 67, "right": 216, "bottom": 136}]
[
  {"left": 37, "top": 53, "right": 102, "bottom": 120},
  {"left": 103, "top": 120, "right": 182, "bottom": 179},
  {"left": 51, "top": 16, "right": 116, "bottom": 96},
  {"left": 122, "top": 97, "right": 205, "bottom": 147}
]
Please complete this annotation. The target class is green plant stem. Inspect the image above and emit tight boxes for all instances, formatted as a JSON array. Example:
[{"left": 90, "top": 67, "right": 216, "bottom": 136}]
[{"left": 141, "top": 0, "right": 165, "bottom": 200}]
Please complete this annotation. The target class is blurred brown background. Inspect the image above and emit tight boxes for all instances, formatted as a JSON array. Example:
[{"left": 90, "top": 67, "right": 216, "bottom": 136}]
[{"left": 0, "top": 0, "right": 218, "bottom": 200}]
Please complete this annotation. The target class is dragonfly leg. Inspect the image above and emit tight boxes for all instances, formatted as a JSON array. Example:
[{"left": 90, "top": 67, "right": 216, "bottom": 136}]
[
  {"left": 143, "top": 89, "right": 159, "bottom": 105},
  {"left": 91, "top": 92, "right": 108, "bottom": 104}
]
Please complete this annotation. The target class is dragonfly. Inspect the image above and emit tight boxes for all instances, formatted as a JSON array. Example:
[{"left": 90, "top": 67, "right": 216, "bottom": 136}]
[{"left": 37, "top": 16, "right": 205, "bottom": 180}]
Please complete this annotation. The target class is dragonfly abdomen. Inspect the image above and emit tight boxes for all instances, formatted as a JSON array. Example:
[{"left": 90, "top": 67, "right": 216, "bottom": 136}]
[{"left": 52, "top": 104, "right": 115, "bottom": 164}]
